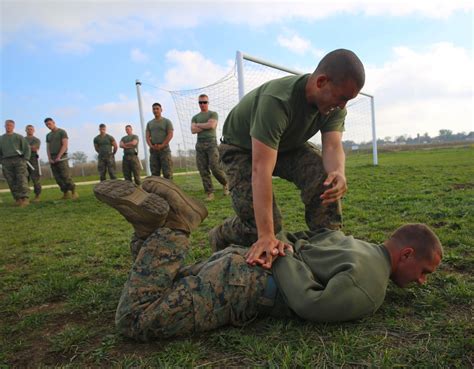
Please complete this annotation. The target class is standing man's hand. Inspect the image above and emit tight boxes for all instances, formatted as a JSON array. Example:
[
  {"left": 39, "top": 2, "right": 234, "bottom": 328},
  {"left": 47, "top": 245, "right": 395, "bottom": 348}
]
[
  {"left": 320, "top": 171, "right": 347, "bottom": 206},
  {"left": 245, "top": 234, "right": 291, "bottom": 269},
  {"left": 153, "top": 143, "right": 163, "bottom": 151}
]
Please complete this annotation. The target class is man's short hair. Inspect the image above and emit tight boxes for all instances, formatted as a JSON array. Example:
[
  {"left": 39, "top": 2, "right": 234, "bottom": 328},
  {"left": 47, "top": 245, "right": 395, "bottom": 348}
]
[
  {"left": 44, "top": 117, "right": 53, "bottom": 123},
  {"left": 5, "top": 119, "right": 15, "bottom": 125},
  {"left": 198, "top": 94, "right": 208, "bottom": 99},
  {"left": 390, "top": 223, "right": 443, "bottom": 261},
  {"left": 26, "top": 124, "right": 34, "bottom": 129},
  {"left": 99, "top": 123, "right": 106, "bottom": 129},
  {"left": 314, "top": 49, "right": 365, "bottom": 89},
  {"left": 125, "top": 124, "right": 132, "bottom": 129},
  {"left": 152, "top": 103, "right": 162, "bottom": 108}
]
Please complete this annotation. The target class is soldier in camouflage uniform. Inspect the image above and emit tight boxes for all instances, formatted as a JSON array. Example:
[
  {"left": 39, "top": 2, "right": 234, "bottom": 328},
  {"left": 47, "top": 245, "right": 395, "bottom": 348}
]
[
  {"left": 211, "top": 50, "right": 366, "bottom": 270},
  {"left": 93, "top": 123, "right": 118, "bottom": 181},
  {"left": 0, "top": 120, "right": 31, "bottom": 207},
  {"left": 94, "top": 179, "right": 442, "bottom": 341},
  {"left": 120, "top": 125, "right": 141, "bottom": 185},
  {"left": 44, "top": 117, "right": 78, "bottom": 199},
  {"left": 25, "top": 125, "right": 42, "bottom": 202},
  {"left": 191, "top": 94, "right": 228, "bottom": 201},
  {"left": 146, "top": 103, "right": 174, "bottom": 179}
]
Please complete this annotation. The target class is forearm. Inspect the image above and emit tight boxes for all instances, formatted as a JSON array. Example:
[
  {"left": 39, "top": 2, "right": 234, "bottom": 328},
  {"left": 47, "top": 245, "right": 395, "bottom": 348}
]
[
  {"left": 57, "top": 142, "right": 68, "bottom": 158},
  {"left": 322, "top": 143, "right": 345, "bottom": 175},
  {"left": 252, "top": 169, "right": 275, "bottom": 237},
  {"left": 162, "top": 131, "right": 173, "bottom": 146}
]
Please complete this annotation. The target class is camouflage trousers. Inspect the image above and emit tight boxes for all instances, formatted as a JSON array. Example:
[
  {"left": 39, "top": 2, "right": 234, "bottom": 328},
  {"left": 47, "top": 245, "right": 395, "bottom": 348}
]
[
  {"left": 116, "top": 228, "right": 271, "bottom": 341},
  {"left": 122, "top": 154, "right": 141, "bottom": 185},
  {"left": 50, "top": 157, "right": 75, "bottom": 193},
  {"left": 27, "top": 155, "right": 42, "bottom": 196},
  {"left": 98, "top": 154, "right": 117, "bottom": 181},
  {"left": 214, "top": 143, "right": 343, "bottom": 247},
  {"left": 195, "top": 140, "right": 227, "bottom": 194},
  {"left": 1, "top": 157, "right": 29, "bottom": 200},
  {"left": 149, "top": 148, "right": 173, "bottom": 179}
]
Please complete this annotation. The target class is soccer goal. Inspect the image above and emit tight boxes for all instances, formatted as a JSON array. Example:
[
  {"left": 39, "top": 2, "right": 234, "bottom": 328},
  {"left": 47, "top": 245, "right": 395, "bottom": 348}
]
[{"left": 135, "top": 50, "right": 378, "bottom": 176}]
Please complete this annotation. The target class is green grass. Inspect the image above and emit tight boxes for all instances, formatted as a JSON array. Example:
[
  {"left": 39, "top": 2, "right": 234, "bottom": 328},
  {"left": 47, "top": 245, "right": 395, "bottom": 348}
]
[{"left": 1, "top": 147, "right": 473, "bottom": 368}]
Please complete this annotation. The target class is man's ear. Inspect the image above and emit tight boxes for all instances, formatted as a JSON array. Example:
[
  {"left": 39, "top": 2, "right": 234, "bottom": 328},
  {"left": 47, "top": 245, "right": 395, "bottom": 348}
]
[
  {"left": 400, "top": 247, "right": 415, "bottom": 260},
  {"left": 316, "top": 74, "right": 330, "bottom": 88}
]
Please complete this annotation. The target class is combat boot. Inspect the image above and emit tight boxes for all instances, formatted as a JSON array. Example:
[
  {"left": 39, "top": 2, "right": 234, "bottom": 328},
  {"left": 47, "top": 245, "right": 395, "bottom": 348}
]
[
  {"left": 71, "top": 190, "right": 79, "bottom": 200},
  {"left": 208, "top": 225, "right": 228, "bottom": 252},
  {"left": 18, "top": 198, "right": 30, "bottom": 208},
  {"left": 94, "top": 180, "right": 170, "bottom": 239},
  {"left": 205, "top": 193, "right": 214, "bottom": 201},
  {"left": 32, "top": 194, "right": 41, "bottom": 203},
  {"left": 142, "top": 177, "right": 208, "bottom": 234},
  {"left": 223, "top": 184, "right": 230, "bottom": 196},
  {"left": 15, "top": 199, "right": 21, "bottom": 206},
  {"left": 61, "top": 191, "right": 72, "bottom": 200}
]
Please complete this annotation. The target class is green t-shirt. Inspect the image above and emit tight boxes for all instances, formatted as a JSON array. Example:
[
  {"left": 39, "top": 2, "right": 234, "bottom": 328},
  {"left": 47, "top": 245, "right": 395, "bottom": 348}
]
[
  {"left": 146, "top": 118, "right": 173, "bottom": 144},
  {"left": 25, "top": 136, "right": 41, "bottom": 156},
  {"left": 192, "top": 111, "right": 218, "bottom": 142},
  {"left": 222, "top": 74, "right": 346, "bottom": 152},
  {"left": 121, "top": 134, "right": 139, "bottom": 155},
  {"left": 46, "top": 128, "right": 68, "bottom": 156},
  {"left": 272, "top": 229, "right": 391, "bottom": 322},
  {"left": 0, "top": 133, "right": 31, "bottom": 160},
  {"left": 94, "top": 134, "right": 116, "bottom": 157}
]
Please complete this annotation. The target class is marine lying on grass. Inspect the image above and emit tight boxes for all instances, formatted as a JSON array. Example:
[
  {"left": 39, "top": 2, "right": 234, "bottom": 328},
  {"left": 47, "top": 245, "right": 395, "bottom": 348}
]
[{"left": 94, "top": 178, "right": 443, "bottom": 341}]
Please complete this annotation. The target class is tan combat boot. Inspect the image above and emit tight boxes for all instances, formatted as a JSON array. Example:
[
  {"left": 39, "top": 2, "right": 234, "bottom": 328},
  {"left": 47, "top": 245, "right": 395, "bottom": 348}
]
[
  {"left": 223, "top": 184, "right": 230, "bottom": 196},
  {"left": 71, "top": 190, "right": 79, "bottom": 200},
  {"left": 15, "top": 198, "right": 22, "bottom": 206},
  {"left": 94, "top": 179, "right": 170, "bottom": 239},
  {"left": 18, "top": 198, "right": 30, "bottom": 208},
  {"left": 32, "top": 195, "right": 41, "bottom": 203},
  {"left": 61, "top": 191, "right": 72, "bottom": 200},
  {"left": 142, "top": 177, "right": 208, "bottom": 234},
  {"left": 205, "top": 193, "right": 214, "bottom": 202}
]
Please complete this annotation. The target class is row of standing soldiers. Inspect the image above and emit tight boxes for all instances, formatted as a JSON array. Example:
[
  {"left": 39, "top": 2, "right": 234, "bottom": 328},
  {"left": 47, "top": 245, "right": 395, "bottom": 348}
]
[
  {"left": 0, "top": 95, "right": 229, "bottom": 206},
  {"left": 93, "top": 97, "right": 229, "bottom": 201}
]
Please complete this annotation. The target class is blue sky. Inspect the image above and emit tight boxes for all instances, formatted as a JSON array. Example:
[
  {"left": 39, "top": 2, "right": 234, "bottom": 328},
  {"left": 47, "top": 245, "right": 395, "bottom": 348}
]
[{"left": 1, "top": 0, "right": 473, "bottom": 161}]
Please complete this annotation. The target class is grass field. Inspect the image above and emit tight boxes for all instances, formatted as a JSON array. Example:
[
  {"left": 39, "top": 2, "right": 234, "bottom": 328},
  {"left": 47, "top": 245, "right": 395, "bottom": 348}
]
[{"left": 1, "top": 147, "right": 473, "bottom": 368}]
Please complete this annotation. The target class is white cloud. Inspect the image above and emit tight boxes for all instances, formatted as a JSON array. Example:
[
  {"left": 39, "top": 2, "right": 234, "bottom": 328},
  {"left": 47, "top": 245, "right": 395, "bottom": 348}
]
[
  {"left": 2, "top": 1, "right": 472, "bottom": 52},
  {"left": 163, "top": 50, "right": 231, "bottom": 90},
  {"left": 363, "top": 42, "right": 473, "bottom": 138},
  {"left": 130, "top": 48, "right": 149, "bottom": 63},
  {"left": 277, "top": 34, "right": 312, "bottom": 55}
]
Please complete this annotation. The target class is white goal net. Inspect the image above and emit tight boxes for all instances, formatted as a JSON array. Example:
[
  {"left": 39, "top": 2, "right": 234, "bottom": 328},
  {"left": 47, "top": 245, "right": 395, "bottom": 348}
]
[{"left": 137, "top": 51, "right": 377, "bottom": 177}]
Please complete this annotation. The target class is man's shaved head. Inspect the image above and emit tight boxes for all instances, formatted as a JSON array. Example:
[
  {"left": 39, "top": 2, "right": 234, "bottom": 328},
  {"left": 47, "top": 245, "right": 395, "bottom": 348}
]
[{"left": 314, "top": 49, "right": 365, "bottom": 89}]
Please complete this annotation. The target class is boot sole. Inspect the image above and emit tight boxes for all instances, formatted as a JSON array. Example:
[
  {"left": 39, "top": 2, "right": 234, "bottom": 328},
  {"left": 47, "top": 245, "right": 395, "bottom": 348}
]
[
  {"left": 94, "top": 180, "right": 169, "bottom": 221},
  {"left": 142, "top": 177, "right": 208, "bottom": 220}
]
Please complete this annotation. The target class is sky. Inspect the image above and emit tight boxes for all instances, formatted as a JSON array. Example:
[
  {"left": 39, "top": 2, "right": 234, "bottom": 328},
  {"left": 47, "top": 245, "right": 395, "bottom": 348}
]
[{"left": 1, "top": 0, "right": 473, "bottom": 162}]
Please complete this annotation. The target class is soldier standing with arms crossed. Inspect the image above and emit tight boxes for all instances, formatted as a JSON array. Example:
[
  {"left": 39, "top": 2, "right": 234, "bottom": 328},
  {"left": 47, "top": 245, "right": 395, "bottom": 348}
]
[
  {"left": 44, "top": 117, "right": 78, "bottom": 199},
  {"left": 0, "top": 119, "right": 31, "bottom": 207},
  {"left": 146, "top": 103, "right": 174, "bottom": 179},
  {"left": 25, "top": 124, "right": 42, "bottom": 202},
  {"left": 191, "top": 94, "right": 229, "bottom": 201},
  {"left": 93, "top": 123, "right": 118, "bottom": 181},
  {"left": 120, "top": 124, "right": 141, "bottom": 185}
]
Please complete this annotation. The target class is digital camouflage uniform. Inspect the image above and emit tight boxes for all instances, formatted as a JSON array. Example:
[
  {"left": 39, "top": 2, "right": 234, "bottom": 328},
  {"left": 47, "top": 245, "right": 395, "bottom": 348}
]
[
  {"left": 192, "top": 111, "right": 227, "bottom": 194},
  {"left": 46, "top": 128, "right": 76, "bottom": 193},
  {"left": 117, "top": 226, "right": 393, "bottom": 340},
  {"left": 25, "top": 135, "right": 42, "bottom": 196},
  {"left": 121, "top": 134, "right": 141, "bottom": 185},
  {"left": 94, "top": 134, "right": 117, "bottom": 181},
  {"left": 146, "top": 118, "right": 173, "bottom": 179},
  {"left": 215, "top": 74, "right": 345, "bottom": 247},
  {"left": 116, "top": 227, "right": 274, "bottom": 341},
  {"left": 0, "top": 133, "right": 31, "bottom": 200}
]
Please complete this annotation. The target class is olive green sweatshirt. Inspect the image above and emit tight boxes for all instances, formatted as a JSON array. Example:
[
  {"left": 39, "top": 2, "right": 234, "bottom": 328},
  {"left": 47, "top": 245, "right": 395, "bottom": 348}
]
[
  {"left": 272, "top": 229, "right": 391, "bottom": 322},
  {"left": 0, "top": 133, "right": 31, "bottom": 160}
]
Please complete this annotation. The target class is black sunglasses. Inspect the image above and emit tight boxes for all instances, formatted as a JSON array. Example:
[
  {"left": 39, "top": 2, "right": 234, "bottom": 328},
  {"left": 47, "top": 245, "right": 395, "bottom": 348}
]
[{"left": 198, "top": 101, "right": 208, "bottom": 104}]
